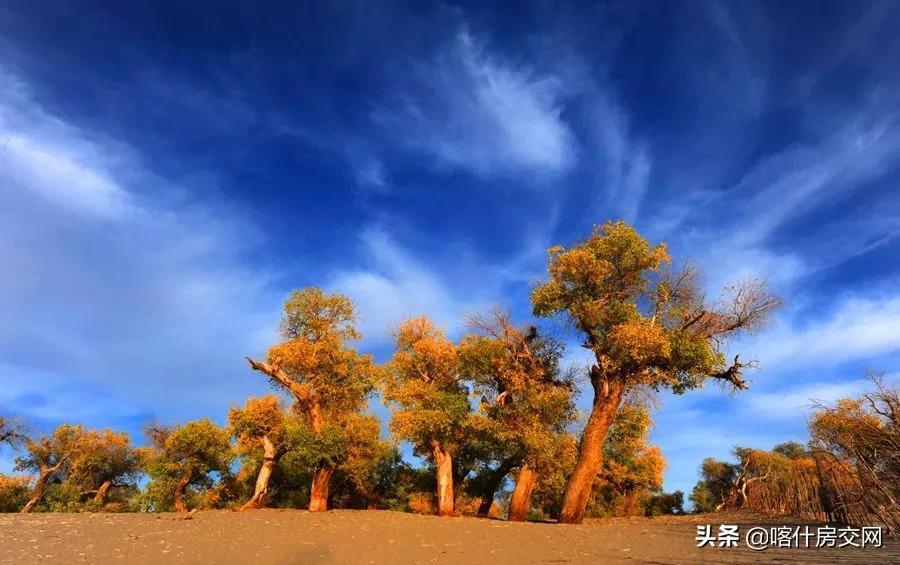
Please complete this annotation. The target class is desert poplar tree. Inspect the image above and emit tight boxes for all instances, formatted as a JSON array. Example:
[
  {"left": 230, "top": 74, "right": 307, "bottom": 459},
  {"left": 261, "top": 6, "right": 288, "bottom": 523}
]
[
  {"left": 384, "top": 316, "right": 469, "bottom": 517},
  {"left": 67, "top": 428, "right": 142, "bottom": 506},
  {"left": 16, "top": 424, "right": 83, "bottom": 513},
  {"left": 458, "top": 309, "right": 576, "bottom": 520},
  {"left": 142, "top": 419, "right": 233, "bottom": 512},
  {"left": 532, "top": 221, "right": 780, "bottom": 523},
  {"left": 247, "top": 287, "right": 377, "bottom": 511},
  {"left": 229, "top": 395, "right": 289, "bottom": 510}
]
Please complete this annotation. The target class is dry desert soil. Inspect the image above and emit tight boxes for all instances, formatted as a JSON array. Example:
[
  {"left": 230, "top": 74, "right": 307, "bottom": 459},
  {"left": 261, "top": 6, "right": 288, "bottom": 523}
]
[{"left": 1, "top": 509, "right": 896, "bottom": 564}]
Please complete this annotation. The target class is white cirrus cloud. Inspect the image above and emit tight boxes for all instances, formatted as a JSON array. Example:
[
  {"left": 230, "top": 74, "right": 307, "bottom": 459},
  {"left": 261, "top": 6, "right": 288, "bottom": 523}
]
[
  {"left": 328, "top": 228, "right": 493, "bottom": 346},
  {"left": 374, "top": 29, "right": 576, "bottom": 179},
  {"left": 747, "top": 293, "right": 900, "bottom": 370}
]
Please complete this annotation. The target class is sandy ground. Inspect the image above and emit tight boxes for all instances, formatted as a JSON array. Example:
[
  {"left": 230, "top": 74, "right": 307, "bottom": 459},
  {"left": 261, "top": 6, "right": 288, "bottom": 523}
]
[{"left": 0, "top": 509, "right": 896, "bottom": 564}]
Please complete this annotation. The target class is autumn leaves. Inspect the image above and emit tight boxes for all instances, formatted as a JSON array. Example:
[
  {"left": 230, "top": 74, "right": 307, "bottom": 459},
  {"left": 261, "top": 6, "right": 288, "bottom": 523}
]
[{"left": 247, "top": 220, "right": 780, "bottom": 523}]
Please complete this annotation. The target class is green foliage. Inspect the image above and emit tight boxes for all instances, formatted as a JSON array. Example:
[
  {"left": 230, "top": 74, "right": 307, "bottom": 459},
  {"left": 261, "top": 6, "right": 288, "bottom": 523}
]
[
  {"left": 141, "top": 419, "right": 233, "bottom": 511},
  {"left": 524, "top": 434, "right": 579, "bottom": 520},
  {"left": 15, "top": 423, "right": 83, "bottom": 476},
  {"left": 283, "top": 421, "right": 349, "bottom": 469},
  {"left": 689, "top": 481, "right": 719, "bottom": 514},
  {"left": 772, "top": 441, "right": 808, "bottom": 460},
  {"left": 689, "top": 457, "right": 738, "bottom": 513},
  {"left": 645, "top": 490, "right": 685, "bottom": 516},
  {"left": 458, "top": 312, "right": 576, "bottom": 475}
]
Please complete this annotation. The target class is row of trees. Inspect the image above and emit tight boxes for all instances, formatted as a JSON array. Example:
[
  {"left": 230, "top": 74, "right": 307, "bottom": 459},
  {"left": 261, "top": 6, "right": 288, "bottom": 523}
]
[
  {"left": 1, "top": 221, "right": 777, "bottom": 522},
  {"left": 690, "top": 371, "right": 900, "bottom": 535},
  {"left": 0, "top": 395, "right": 677, "bottom": 517}
]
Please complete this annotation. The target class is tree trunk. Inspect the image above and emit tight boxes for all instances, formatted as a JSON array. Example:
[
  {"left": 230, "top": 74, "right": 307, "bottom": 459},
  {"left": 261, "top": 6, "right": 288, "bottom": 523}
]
[
  {"left": 558, "top": 372, "right": 624, "bottom": 524},
  {"left": 432, "top": 440, "right": 454, "bottom": 517},
  {"left": 93, "top": 480, "right": 112, "bottom": 504},
  {"left": 21, "top": 464, "right": 59, "bottom": 513},
  {"left": 246, "top": 358, "right": 332, "bottom": 512},
  {"left": 477, "top": 459, "right": 517, "bottom": 518},
  {"left": 174, "top": 469, "right": 193, "bottom": 512},
  {"left": 623, "top": 489, "right": 636, "bottom": 517},
  {"left": 242, "top": 436, "right": 280, "bottom": 510},
  {"left": 508, "top": 464, "right": 538, "bottom": 522},
  {"left": 309, "top": 464, "right": 334, "bottom": 512}
]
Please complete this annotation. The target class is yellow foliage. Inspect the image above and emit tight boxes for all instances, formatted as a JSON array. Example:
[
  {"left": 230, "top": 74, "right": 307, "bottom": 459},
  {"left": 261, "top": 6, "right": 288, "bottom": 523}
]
[{"left": 264, "top": 287, "right": 376, "bottom": 413}]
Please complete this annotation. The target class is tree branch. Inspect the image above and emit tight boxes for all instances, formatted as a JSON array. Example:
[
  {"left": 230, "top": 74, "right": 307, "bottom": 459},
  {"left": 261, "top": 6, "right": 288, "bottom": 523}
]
[
  {"left": 245, "top": 357, "right": 314, "bottom": 405},
  {"left": 710, "top": 355, "right": 756, "bottom": 391}
]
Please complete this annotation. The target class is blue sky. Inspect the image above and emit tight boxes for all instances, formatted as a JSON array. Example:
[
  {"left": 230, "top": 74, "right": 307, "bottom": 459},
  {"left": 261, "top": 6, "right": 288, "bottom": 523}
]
[{"left": 2, "top": 1, "right": 900, "bottom": 497}]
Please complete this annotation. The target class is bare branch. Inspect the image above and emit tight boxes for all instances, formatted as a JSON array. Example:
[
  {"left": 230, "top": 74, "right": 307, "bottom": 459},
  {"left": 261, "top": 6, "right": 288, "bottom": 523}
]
[
  {"left": 711, "top": 355, "right": 757, "bottom": 391},
  {"left": 245, "top": 356, "right": 314, "bottom": 405},
  {"left": 0, "top": 416, "right": 27, "bottom": 449}
]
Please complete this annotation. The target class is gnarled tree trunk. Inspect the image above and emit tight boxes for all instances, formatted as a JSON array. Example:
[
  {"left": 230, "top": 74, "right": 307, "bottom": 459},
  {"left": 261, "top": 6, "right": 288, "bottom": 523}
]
[
  {"left": 242, "top": 436, "right": 280, "bottom": 510},
  {"left": 309, "top": 464, "right": 334, "bottom": 512},
  {"left": 173, "top": 469, "right": 193, "bottom": 512},
  {"left": 93, "top": 480, "right": 112, "bottom": 504},
  {"left": 508, "top": 464, "right": 538, "bottom": 522},
  {"left": 432, "top": 440, "right": 454, "bottom": 517},
  {"left": 477, "top": 458, "right": 517, "bottom": 517},
  {"left": 558, "top": 370, "right": 624, "bottom": 524},
  {"left": 246, "top": 357, "right": 333, "bottom": 512},
  {"left": 21, "top": 461, "right": 63, "bottom": 513}
]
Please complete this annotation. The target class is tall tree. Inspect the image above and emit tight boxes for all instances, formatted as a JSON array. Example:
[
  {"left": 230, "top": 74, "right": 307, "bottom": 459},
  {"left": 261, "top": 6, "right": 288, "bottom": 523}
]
[
  {"left": 384, "top": 316, "right": 469, "bottom": 516},
  {"left": 229, "top": 395, "right": 289, "bottom": 510},
  {"left": 532, "top": 221, "right": 780, "bottom": 523},
  {"left": 16, "top": 424, "right": 83, "bottom": 512},
  {"left": 247, "top": 287, "right": 376, "bottom": 512},
  {"left": 142, "top": 419, "right": 233, "bottom": 512},
  {"left": 458, "top": 309, "right": 576, "bottom": 520}
]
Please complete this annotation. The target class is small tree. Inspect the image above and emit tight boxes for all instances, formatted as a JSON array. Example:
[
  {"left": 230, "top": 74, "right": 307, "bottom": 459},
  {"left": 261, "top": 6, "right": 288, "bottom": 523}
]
[
  {"left": 67, "top": 428, "right": 142, "bottom": 507},
  {"left": 532, "top": 220, "right": 780, "bottom": 522},
  {"left": 646, "top": 490, "right": 684, "bottom": 516},
  {"left": 247, "top": 287, "right": 377, "bottom": 512},
  {"left": 521, "top": 434, "right": 579, "bottom": 521},
  {"left": 338, "top": 414, "right": 397, "bottom": 508},
  {"left": 142, "top": 419, "right": 233, "bottom": 512},
  {"left": 589, "top": 403, "right": 666, "bottom": 517},
  {"left": 16, "top": 424, "right": 84, "bottom": 513},
  {"left": 229, "top": 395, "right": 288, "bottom": 509},
  {"left": 458, "top": 309, "right": 576, "bottom": 520},
  {"left": 384, "top": 316, "right": 469, "bottom": 516},
  {"left": 689, "top": 458, "right": 738, "bottom": 513}
]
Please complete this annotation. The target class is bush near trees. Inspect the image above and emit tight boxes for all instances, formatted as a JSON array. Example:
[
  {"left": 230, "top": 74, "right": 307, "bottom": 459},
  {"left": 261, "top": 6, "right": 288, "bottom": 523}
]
[{"left": 2, "top": 221, "right": 790, "bottom": 522}]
